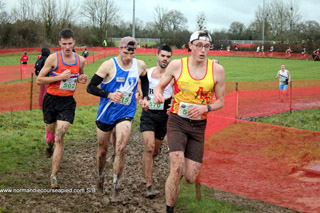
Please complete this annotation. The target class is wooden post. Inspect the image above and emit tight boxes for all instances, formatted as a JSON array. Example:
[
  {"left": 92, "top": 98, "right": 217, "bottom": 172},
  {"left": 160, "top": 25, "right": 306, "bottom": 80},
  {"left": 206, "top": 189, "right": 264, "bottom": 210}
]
[
  {"left": 30, "top": 73, "right": 33, "bottom": 111},
  {"left": 289, "top": 80, "right": 292, "bottom": 113},
  {"left": 235, "top": 82, "right": 239, "bottom": 119},
  {"left": 195, "top": 183, "right": 201, "bottom": 201}
]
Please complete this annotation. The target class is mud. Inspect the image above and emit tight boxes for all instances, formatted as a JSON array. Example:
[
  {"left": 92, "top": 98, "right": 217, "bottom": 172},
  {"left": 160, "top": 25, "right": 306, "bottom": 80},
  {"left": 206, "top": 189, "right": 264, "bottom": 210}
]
[{"left": 0, "top": 130, "right": 297, "bottom": 212}]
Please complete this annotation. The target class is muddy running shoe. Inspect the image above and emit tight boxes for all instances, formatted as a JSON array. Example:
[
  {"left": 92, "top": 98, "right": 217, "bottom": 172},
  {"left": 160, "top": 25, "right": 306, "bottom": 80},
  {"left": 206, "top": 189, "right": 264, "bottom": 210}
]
[
  {"left": 45, "top": 143, "right": 54, "bottom": 158},
  {"left": 97, "top": 176, "right": 104, "bottom": 193},
  {"left": 50, "top": 175, "right": 59, "bottom": 189},
  {"left": 145, "top": 185, "right": 160, "bottom": 199},
  {"left": 111, "top": 185, "right": 122, "bottom": 203}
]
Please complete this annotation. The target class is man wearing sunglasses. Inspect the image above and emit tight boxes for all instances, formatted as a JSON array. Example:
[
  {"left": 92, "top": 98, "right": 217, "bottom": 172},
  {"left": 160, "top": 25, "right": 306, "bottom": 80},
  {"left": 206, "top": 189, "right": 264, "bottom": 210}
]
[{"left": 154, "top": 30, "right": 225, "bottom": 213}]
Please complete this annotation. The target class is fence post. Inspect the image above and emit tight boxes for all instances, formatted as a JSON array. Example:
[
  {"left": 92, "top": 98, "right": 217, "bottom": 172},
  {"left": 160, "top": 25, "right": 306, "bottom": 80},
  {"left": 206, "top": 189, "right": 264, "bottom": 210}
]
[
  {"left": 30, "top": 73, "right": 33, "bottom": 111},
  {"left": 195, "top": 183, "right": 201, "bottom": 201},
  {"left": 235, "top": 82, "right": 239, "bottom": 119},
  {"left": 290, "top": 80, "right": 292, "bottom": 113}
]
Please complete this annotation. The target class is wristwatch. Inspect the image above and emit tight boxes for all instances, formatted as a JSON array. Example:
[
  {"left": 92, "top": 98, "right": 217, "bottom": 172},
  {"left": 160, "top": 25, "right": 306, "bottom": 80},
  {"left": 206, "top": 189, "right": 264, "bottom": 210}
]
[{"left": 207, "top": 105, "right": 211, "bottom": 112}]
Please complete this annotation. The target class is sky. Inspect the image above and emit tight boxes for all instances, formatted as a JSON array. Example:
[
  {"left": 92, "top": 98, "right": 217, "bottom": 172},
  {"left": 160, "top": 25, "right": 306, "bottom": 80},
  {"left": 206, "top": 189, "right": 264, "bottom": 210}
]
[{"left": 5, "top": 0, "right": 320, "bottom": 32}]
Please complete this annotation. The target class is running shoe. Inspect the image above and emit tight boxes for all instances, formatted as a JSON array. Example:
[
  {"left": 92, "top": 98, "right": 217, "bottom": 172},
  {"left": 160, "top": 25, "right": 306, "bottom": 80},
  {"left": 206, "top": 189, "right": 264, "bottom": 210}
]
[
  {"left": 50, "top": 175, "right": 59, "bottom": 189},
  {"left": 145, "top": 185, "right": 160, "bottom": 199},
  {"left": 97, "top": 176, "right": 104, "bottom": 193}
]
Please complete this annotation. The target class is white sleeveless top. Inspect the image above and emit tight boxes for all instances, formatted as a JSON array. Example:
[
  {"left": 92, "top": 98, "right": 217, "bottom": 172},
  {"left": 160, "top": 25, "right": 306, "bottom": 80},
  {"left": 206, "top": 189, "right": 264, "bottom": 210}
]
[{"left": 148, "top": 67, "right": 173, "bottom": 99}]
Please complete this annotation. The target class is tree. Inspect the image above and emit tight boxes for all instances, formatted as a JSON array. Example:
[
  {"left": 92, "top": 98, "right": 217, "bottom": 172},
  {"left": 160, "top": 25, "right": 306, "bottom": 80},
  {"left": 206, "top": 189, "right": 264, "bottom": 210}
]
[
  {"left": 11, "top": 0, "right": 38, "bottom": 22},
  {"left": 166, "top": 10, "right": 187, "bottom": 32},
  {"left": 40, "top": 0, "right": 58, "bottom": 43},
  {"left": 196, "top": 11, "right": 206, "bottom": 30},
  {"left": 153, "top": 5, "right": 168, "bottom": 44},
  {"left": 81, "top": 0, "right": 119, "bottom": 44},
  {"left": 228, "top": 22, "right": 246, "bottom": 39}
]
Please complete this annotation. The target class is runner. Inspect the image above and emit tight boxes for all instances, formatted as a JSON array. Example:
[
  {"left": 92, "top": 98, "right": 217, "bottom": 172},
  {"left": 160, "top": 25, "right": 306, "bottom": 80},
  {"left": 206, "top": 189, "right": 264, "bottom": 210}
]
[
  {"left": 275, "top": 64, "right": 291, "bottom": 101},
  {"left": 36, "top": 29, "right": 88, "bottom": 189},
  {"left": 154, "top": 30, "right": 225, "bottom": 213},
  {"left": 140, "top": 44, "right": 173, "bottom": 198},
  {"left": 86, "top": 36, "right": 149, "bottom": 202}
]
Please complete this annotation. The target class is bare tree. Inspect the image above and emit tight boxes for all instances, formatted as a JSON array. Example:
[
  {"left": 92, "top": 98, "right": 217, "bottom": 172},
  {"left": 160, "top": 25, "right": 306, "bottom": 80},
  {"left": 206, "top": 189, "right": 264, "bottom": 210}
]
[
  {"left": 228, "top": 22, "right": 245, "bottom": 39},
  {"left": 57, "top": 0, "right": 79, "bottom": 29},
  {"left": 81, "top": 0, "right": 119, "bottom": 41},
  {"left": 166, "top": 10, "right": 187, "bottom": 32},
  {"left": 250, "top": 0, "right": 301, "bottom": 42},
  {"left": 196, "top": 11, "right": 207, "bottom": 30},
  {"left": 40, "top": 0, "right": 58, "bottom": 43},
  {"left": 11, "top": 0, "right": 38, "bottom": 21},
  {"left": 153, "top": 5, "right": 169, "bottom": 44},
  {"left": 0, "top": 0, "right": 9, "bottom": 23}
]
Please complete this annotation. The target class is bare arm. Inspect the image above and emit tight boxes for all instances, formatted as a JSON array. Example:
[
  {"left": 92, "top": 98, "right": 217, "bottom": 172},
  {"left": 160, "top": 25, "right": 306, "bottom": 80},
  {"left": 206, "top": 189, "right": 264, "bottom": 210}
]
[
  {"left": 275, "top": 71, "right": 280, "bottom": 79},
  {"left": 36, "top": 54, "right": 71, "bottom": 85},
  {"left": 288, "top": 71, "right": 291, "bottom": 82},
  {"left": 78, "top": 56, "right": 88, "bottom": 84},
  {"left": 154, "top": 59, "right": 179, "bottom": 104}
]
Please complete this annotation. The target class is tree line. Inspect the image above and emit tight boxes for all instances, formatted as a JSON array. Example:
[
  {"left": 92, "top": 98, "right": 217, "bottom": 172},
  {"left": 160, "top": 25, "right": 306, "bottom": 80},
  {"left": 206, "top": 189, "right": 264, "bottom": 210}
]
[{"left": 0, "top": 0, "right": 319, "bottom": 53}]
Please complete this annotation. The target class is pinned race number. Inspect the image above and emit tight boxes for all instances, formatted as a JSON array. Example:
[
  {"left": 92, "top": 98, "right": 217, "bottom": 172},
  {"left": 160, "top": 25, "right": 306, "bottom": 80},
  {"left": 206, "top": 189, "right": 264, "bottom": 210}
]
[
  {"left": 118, "top": 90, "right": 133, "bottom": 105},
  {"left": 148, "top": 96, "right": 164, "bottom": 110},
  {"left": 60, "top": 78, "right": 77, "bottom": 91},
  {"left": 177, "top": 102, "right": 201, "bottom": 119}
]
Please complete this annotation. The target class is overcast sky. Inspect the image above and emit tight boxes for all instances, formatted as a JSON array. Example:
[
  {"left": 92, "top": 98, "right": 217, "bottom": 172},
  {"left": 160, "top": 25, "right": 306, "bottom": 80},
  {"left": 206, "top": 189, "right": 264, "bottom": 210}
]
[{"left": 5, "top": 0, "right": 320, "bottom": 32}]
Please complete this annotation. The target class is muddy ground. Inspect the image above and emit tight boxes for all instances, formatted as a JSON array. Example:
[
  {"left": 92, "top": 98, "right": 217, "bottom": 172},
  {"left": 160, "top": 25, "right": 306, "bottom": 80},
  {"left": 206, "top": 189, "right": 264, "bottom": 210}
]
[{"left": 0, "top": 130, "right": 298, "bottom": 213}]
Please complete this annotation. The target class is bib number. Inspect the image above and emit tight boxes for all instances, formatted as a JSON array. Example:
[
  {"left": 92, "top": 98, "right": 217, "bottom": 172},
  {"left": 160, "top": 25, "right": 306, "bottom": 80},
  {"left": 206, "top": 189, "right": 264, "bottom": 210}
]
[
  {"left": 60, "top": 78, "right": 77, "bottom": 91},
  {"left": 118, "top": 90, "right": 133, "bottom": 105},
  {"left": 148, "top": 97, "right": 164, "bottom": 110},
  {"left": 177, "top": 102, "right": 201, "bottom": 119}
]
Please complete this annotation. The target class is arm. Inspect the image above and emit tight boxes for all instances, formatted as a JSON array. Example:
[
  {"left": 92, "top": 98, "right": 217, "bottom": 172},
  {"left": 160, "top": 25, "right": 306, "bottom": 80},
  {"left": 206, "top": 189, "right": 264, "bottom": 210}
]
[
  {"left": 275, "top": 71, "right": 279, "bottom": 79},
  {"left": 137, "top": 60, "right": 149, "bottom": 110},
  {"left": 288, "top": 71, "right": 291, "bottom": 83},
  {"left": 188, "top": 63, "right": 225, "bottom": 118},
  {"left": 77, "top": 56, "right": 88, "bottom": 84},
  {"left": 154, "top": 60, "right": 178, "bottom": 104},
  {"left": 86, "top": 59, "right": 122, "bottom": 102},
  {"left": 36, "top": 54, "right": 71, "bottom": 85}
]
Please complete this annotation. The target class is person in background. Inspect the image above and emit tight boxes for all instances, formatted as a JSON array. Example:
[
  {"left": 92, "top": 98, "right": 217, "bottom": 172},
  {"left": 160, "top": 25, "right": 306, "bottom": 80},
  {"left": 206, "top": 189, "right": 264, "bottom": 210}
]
[
  {"left": 34, "top": 47, "right": 50, "bottom": 108},
  {"left": 275, "top": 64, "right": 291, "bottom": 101},
  {"left": 20, "top": 52, "right": 28, "bottom": 64}
]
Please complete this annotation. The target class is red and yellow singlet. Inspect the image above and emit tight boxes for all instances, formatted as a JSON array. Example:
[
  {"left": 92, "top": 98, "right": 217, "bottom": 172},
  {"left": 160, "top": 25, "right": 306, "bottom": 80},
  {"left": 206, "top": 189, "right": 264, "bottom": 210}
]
[{"left": 170, "top": 57, "right": 215, "bottom": 120}]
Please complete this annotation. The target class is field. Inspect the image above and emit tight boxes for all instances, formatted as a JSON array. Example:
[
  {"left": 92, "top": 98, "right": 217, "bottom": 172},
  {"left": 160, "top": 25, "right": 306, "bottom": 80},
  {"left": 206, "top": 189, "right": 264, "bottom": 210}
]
[{"left": 0, "top": 52, "right": 320, "bottom": 212}]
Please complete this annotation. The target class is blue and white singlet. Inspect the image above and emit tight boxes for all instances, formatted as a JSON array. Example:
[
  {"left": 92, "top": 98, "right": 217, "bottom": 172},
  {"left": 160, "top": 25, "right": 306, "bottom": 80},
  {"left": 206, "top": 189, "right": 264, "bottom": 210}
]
[{"left": 96, "top": 57, "right": 139, "bottom": 124}]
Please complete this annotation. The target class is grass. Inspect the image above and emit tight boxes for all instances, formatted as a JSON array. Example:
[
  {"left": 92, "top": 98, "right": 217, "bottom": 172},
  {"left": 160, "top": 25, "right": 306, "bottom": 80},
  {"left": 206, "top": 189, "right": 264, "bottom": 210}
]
[{"left": 0, "top": 53, "right": 320, "bottom": 212}]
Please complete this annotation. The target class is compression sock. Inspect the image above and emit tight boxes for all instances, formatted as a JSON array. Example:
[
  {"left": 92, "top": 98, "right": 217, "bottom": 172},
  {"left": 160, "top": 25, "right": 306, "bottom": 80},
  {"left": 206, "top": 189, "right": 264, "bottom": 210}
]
[{"left": 45, "top": 130, "right": 55, "bottom": 145}]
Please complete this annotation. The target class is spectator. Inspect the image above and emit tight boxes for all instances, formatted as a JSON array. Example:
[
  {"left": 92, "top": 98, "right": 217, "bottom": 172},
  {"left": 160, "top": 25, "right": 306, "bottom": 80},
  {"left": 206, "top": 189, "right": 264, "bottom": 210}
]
[{"left": 20, "top": 52, "right": 29, "bottom": 64}]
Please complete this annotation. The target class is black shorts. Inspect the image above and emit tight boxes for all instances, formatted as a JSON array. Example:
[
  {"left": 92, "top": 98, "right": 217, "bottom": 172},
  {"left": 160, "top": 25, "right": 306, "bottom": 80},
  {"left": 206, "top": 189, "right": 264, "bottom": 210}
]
[
  {"left": 140, "top": 110, "right": 169, "bottom": 140},
  {"left": 166, "top": 113, "right": 207, "bottom": 163},
  {"left": 43, "top": 93, "right": 76, "bottom": 124},
  {"left": 96, "top": 117, "right": 133, "bottom": 132}
]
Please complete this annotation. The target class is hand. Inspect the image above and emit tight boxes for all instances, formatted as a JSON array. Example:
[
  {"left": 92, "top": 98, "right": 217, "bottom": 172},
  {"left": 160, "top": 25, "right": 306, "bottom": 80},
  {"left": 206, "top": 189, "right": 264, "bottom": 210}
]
[
  {"left": 153, "top": 92, "right": 164, "bottom": 104},
  {"left": 187, "top": 105, "right": 207, "bottom": 118},
  {"left": 135, "top": 90, "right": 142, "bottom": 100},
  {"left": 60, "top": 69, "right": 71, "bottom": 80},
  {"left": 108, "top": 91, "right": 123, "bottom": 103},
  {"left": 139, "top": 97, "right": 149, "bottom": 111},
  {"left": 78, "top": 74, "right": 88, "bottom": 84}
]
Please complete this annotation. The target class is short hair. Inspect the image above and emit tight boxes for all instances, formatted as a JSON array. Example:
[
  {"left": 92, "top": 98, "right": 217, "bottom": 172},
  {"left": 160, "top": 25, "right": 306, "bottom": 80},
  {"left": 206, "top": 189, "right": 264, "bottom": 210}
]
[
  {"left": 59, "top": 29, "right": 74, "bottom": 40},
  {"left": 158, "top": 44, "right": 172, "bottom": 55}
]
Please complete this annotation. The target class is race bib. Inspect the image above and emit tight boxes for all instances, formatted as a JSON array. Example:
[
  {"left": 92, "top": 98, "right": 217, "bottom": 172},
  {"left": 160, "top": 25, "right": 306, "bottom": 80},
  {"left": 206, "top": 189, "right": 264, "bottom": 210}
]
[
  {"left": 118, "top": 90, "right": 133, "bottom": 106},
  {"left": 59, "top": 78, "right": 77, "bottom": 91},
  {"left": 148, "top": 97, "right": 164, "bottom": 110},
  {"left": 177, "top": 102, "right": 201, "bottom": 119}
]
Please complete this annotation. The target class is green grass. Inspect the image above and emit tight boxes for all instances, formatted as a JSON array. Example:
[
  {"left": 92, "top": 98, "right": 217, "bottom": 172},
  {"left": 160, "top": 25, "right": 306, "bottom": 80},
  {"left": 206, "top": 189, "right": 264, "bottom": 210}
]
[
  {"left": 256, "top": 108, "right": 320, "bottom": 132},
  {"left": 0, "top": 53, "right": 40, "bottom": 66},
  {"left": 0, "top": 53, "right": 320, "bottom": 212}
]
